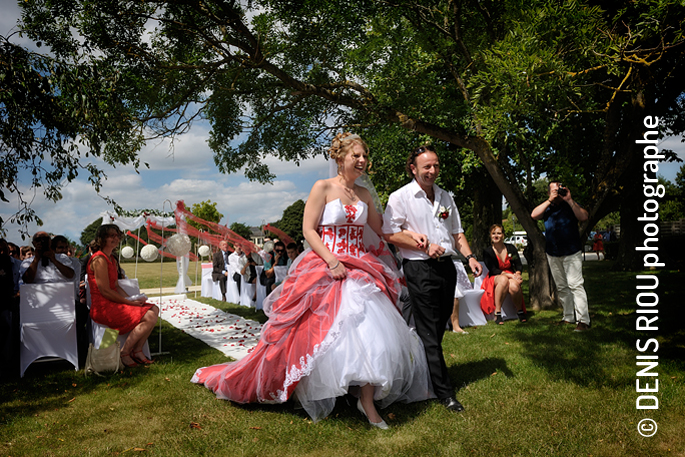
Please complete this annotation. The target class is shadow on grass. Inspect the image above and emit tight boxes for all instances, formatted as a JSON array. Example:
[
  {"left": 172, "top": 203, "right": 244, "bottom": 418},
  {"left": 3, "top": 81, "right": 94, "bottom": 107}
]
[
  {"left": 451, "top": 357, "right": 515, "bottom": 389},
  {"left": 504, "top": 262, "right": 685, "bottom": 388},
  {"left": 0, "top": 319, "right": 219, "bottom": 423}
]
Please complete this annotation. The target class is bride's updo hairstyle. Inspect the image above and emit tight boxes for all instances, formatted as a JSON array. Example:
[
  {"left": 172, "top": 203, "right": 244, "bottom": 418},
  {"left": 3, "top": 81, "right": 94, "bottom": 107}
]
[{"left": 328, "top": 132, "right": 369, "bottom": 172}]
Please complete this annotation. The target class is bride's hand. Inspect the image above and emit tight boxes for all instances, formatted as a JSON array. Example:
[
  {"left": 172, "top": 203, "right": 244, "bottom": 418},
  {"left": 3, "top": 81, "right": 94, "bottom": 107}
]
[
  {"left": 404, "top": 230, "right": 427, "bottom": 249},
  {"left": 329, "top": 260, "right": 347, "bottom": 280}
]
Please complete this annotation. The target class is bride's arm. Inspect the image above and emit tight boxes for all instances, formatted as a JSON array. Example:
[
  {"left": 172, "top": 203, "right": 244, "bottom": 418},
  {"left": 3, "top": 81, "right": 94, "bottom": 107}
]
[
  {"left": 357, "top": 186, "right": 383, "bottom": 236},
  {"left": 302, "top": 180, "right": 346, "bottom": 279},
  {"left": 401, "top": 230, "right": 427, "bottom": 250}
]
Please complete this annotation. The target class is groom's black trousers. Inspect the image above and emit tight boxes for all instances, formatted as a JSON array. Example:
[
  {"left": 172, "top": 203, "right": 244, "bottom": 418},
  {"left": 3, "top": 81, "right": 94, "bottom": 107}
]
[{"left": 403, "top": 257, "right": 457, "bottom": 400}]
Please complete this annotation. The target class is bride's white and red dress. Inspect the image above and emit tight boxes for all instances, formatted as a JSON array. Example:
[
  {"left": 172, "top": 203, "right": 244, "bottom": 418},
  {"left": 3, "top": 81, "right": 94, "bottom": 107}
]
[{"left": 192, "top": 199, "right": 435, "bottom": 421}]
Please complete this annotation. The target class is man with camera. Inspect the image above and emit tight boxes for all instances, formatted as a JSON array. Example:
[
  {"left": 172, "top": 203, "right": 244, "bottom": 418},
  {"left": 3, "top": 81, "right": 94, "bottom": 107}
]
[
  {"left": 20, "top": 231, "right": 74, "bottom": 284},
  {"left": 531, "top": 181, "right": 590, "bottom": 332}
]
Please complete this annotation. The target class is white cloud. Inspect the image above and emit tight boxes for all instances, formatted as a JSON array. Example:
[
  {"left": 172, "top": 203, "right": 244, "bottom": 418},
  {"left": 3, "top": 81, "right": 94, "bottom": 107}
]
[
  {"left": 138, "top": 130, "right": 215, "bottom": 171},
  {"left": 657, "top": 135, "right": 684, "bottom": 182}
]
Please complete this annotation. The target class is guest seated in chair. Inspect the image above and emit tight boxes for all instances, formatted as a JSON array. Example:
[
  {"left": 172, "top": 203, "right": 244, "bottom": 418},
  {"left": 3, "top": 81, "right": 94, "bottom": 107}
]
[
  {"left": 262, "top": 241, "right": 288, "bottom": 295},
  {"left": 20, "top": 245, "right": 34, "bottom": 261},
  {"left": 52, "top": 235, "right": 89, "bottom": 367},
  {"left": 20, "top": 231, "right": 74, "bottom": 284},
  {"left": 240, "top": 253, "right": 258, "bottom": 302},
  {"left": 87, "top": 224, "right": 159, "bottom": 368},
  {"left": 480, "top": 224, "right": 526, "bottom": 324}
]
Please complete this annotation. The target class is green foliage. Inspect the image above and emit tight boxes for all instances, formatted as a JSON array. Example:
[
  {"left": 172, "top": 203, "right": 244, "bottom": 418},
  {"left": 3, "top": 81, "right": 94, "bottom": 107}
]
[
  {"left": 79, "top": 217, "right": 102, "bottom": 247},
  {"left": 659, "top": 174, "right": 685, "bottom": 222},
  {"left": 0, "top": 36, "right": 144, "bottom": 234},
  {"left": 272, "top": 199, "right": 305, "bottom": 242},
  {"left": 189, "top": 200, "right": 223, "bottom": 231},
  {"left": 229, "top": 222, "right": 252, "bottom": 240},
  {"left": 15, "top": 0, "right": 685, "bottom": 276}
]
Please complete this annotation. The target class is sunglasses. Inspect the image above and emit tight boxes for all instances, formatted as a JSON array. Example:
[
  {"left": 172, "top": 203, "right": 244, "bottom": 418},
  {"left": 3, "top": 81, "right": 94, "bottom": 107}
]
[{"left": 413, "top": 145, "right": 435, "bottom": 156}]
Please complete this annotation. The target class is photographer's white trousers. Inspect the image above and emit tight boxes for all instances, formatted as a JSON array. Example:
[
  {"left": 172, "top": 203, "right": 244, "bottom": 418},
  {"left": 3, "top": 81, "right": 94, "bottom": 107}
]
[{"left": 547, "top": 251, "right": 590, "bottom": 325}]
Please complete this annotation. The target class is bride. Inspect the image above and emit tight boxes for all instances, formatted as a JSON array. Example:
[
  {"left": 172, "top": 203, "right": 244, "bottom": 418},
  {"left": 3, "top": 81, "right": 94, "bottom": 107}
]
[{"left": 192, "top": 133, "right": 434, "bottom": 428}]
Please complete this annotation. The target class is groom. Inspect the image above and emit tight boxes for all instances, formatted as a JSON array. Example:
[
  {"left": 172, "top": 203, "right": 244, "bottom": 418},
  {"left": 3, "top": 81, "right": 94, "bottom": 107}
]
[{"left": 383, "top": 145, "right": 482, "bottom": 412}]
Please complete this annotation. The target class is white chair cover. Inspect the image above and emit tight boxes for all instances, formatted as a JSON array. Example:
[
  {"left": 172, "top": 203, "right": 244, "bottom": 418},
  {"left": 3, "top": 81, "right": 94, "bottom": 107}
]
[
  {"left": 225, "top": 273, "right": 240, "bottom": 303},
  {"left": 240, "top": 275, "right": 256, "bottom": 308},
  {"left": 474, "top": 262, "right": 518, "bottom": 321},
  {"left": 200, "top": 263, "right": 213, "bottom": 298},
  {"left": 20, "top": 282, "right": 78, "bottom": 377},
  {"left": 255, "top": 266, "right": 266, "bottom": 310},
  {"left": 274, "top": 266, "right": 288, "bottom": 284},
  {"left": 70, "top": 258, "right": 81, "bottom": 301},
  {"left": 452, "top": 260, "right": 488, "bottom": 328}
]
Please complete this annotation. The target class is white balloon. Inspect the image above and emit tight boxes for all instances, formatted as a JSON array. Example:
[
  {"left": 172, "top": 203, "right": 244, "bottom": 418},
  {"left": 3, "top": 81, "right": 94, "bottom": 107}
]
[
  {"left": 166, "top": 234, "right": 192, "bottom": 257},
  {"left": 121, "top": 246, "right": 135, "bottom": 259},
  {"left": 198, "top": 245, "right": 211, "bottom": 257},
  {"left": 141, "top": 244, "right": 159, "bottom": 262}
]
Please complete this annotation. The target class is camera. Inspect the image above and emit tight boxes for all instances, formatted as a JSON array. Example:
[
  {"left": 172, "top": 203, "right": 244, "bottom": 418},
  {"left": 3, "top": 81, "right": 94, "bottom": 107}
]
[{"left": 557, "top": 186, "right": 568, "bottom": 197}]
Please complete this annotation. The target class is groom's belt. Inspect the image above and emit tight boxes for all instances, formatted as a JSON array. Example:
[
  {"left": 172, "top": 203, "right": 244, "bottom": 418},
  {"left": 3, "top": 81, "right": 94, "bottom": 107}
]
[{"left": 405, "top": 256, "right": 449, "bottom": 263}]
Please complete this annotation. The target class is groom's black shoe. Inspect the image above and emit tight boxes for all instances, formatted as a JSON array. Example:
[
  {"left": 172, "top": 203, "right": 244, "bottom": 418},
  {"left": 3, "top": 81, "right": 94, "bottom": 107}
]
[{"left": 440, "top": 396, "right": 465, "bottom": 412}]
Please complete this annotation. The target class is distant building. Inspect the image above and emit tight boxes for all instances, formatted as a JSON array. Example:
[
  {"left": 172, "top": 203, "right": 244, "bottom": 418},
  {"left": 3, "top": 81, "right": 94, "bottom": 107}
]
[{"left": 250, "top": 226, "right": 265, "bottom": 248}]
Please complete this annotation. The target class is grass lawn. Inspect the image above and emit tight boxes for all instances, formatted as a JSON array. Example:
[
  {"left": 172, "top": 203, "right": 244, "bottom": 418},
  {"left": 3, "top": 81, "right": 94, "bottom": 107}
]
[
  {"left": 2, "top": 261, "right": 683, "bottom": 456},
  {"left": 118, "top": 259, "right": 211, "bottom": 290}
]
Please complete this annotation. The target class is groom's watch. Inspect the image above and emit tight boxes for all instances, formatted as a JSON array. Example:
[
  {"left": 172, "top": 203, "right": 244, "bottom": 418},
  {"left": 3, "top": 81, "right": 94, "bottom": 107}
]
[{"left": 465, "top": 254, "right": 477, "bottom": 261}]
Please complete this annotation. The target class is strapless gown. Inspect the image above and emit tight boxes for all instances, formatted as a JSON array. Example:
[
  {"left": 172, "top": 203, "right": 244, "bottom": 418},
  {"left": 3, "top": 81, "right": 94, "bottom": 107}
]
[{"left": 191, "top": 199, "right": 434, "bottom": 421}]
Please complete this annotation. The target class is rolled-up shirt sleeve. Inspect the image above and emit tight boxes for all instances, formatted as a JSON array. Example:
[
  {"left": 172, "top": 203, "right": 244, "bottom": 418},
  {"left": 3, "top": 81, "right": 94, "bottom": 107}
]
[
  {"left": 446, "top": 193, "right": 464, "bottom": 235},
  {"left": 382, "top": 192, "right": 407, "bottom": 234}
]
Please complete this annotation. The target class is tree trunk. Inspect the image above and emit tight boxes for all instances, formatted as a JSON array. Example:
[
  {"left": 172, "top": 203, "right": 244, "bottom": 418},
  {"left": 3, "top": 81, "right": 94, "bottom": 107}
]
[
  {"left": 615, "top": 144, "right": 645, "bottom": 270},
  {"left": 614, "top": 91, "right": 649, "bottom": 270},
  {"left": 523, "top": 233, "right": 559, "bottom": 311},
  {"left": 471, "top": 168, "right": 502, "bottom": 257}
]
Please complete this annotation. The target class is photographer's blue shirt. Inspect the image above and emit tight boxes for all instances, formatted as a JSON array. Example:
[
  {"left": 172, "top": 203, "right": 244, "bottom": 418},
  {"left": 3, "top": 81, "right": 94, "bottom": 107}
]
[{"left": 543, "top": 202, "right": 583, "bottom": 257}]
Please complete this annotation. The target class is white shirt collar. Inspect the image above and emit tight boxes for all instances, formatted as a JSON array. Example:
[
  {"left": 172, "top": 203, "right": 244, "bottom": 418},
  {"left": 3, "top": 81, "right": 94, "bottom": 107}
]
[{"left": 408, "top": 179, "right": 443, "bottom": 204}]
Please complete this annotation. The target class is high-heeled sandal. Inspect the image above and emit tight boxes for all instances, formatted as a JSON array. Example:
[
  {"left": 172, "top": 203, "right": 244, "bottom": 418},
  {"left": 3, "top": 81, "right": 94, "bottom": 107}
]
[
  {"left": 517, "top": 310, "right": 528, "bottom": 323},
  {"left": 120, "top": 352, "right": 139, "bottom": 368},
  {"left": 357, "top": 399, "right": 389, "bottom": 430},
  {"left": 131, "top": 351, "right": 154, "bottom": 365},
  {"left": 495, "top": 312, "right": 504, "bottom": 325}
]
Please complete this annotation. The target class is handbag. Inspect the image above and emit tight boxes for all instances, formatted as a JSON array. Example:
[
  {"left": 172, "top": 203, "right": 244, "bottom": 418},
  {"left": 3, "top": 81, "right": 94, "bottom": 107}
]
[
  {"left": 233, "top": 272, "right": 241, "bottom": 283},
  {"left": 84, "top": 341, "right": 122, "bottom": 376}
]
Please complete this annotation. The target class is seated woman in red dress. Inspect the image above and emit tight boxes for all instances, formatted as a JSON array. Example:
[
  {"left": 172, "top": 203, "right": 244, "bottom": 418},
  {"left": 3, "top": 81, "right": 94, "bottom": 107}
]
[
  {"left": 480, "top": 224, "right": 526, "bottom": 324},
  {"left": 87, "top": 224, "right": 159, "bottom": 367}
]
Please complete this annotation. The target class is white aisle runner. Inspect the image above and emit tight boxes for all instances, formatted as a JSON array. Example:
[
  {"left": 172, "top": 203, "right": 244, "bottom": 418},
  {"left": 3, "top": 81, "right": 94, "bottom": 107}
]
[{"left": 148, "top": 295, "right": 262, "bottom": 360}]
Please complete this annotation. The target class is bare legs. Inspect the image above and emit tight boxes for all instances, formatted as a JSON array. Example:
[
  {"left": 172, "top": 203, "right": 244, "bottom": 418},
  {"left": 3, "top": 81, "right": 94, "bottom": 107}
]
[
  {"left": 450, "top": 298, "right": 467, "bottom": 333},
  {"left": 359, "top": 384, "right": 383, "bottom": 424},
  {"left": 493, "top": 275, "right": 524, "bottom": 313},
  {"left": 121, "top": 305, "right": 160, "bottom": 356}
]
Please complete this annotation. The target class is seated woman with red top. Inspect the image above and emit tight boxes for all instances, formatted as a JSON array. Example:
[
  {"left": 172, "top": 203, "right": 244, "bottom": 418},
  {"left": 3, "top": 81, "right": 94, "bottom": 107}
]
[
  {"left": 87, "top": 224, "right": 159, "bottom": 367},
  {"left": 480, "top": 224, "right": 527, "bottom": 324}
]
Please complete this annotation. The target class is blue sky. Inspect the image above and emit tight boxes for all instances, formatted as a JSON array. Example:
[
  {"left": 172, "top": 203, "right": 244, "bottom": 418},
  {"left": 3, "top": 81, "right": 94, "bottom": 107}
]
[{"left": 2, "top": 0, "right": 683, "bottom": 246}]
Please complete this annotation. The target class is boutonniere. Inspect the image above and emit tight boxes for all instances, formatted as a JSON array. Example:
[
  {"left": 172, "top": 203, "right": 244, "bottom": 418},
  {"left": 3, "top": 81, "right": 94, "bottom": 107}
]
[{"left": 437, "top": 206, "right": 450, "bottom": 220}]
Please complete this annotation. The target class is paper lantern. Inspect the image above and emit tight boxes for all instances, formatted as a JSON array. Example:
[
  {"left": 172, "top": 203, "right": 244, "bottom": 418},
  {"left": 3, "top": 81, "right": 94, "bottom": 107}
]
[
  {"left": 198, "top": 245, "right": 211, "bottom": 257},
  {"left": 167, "top": 234, "right": 192, "bottom": 257},
  {"left": 141, "top": 244, "right": 159, "bottom": 262},
  {"left": 263, "top": 240, "right": 274, "bottom": 253},
  {"left": 121, "top": 246, "right": 134, "bottom": 259}
]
